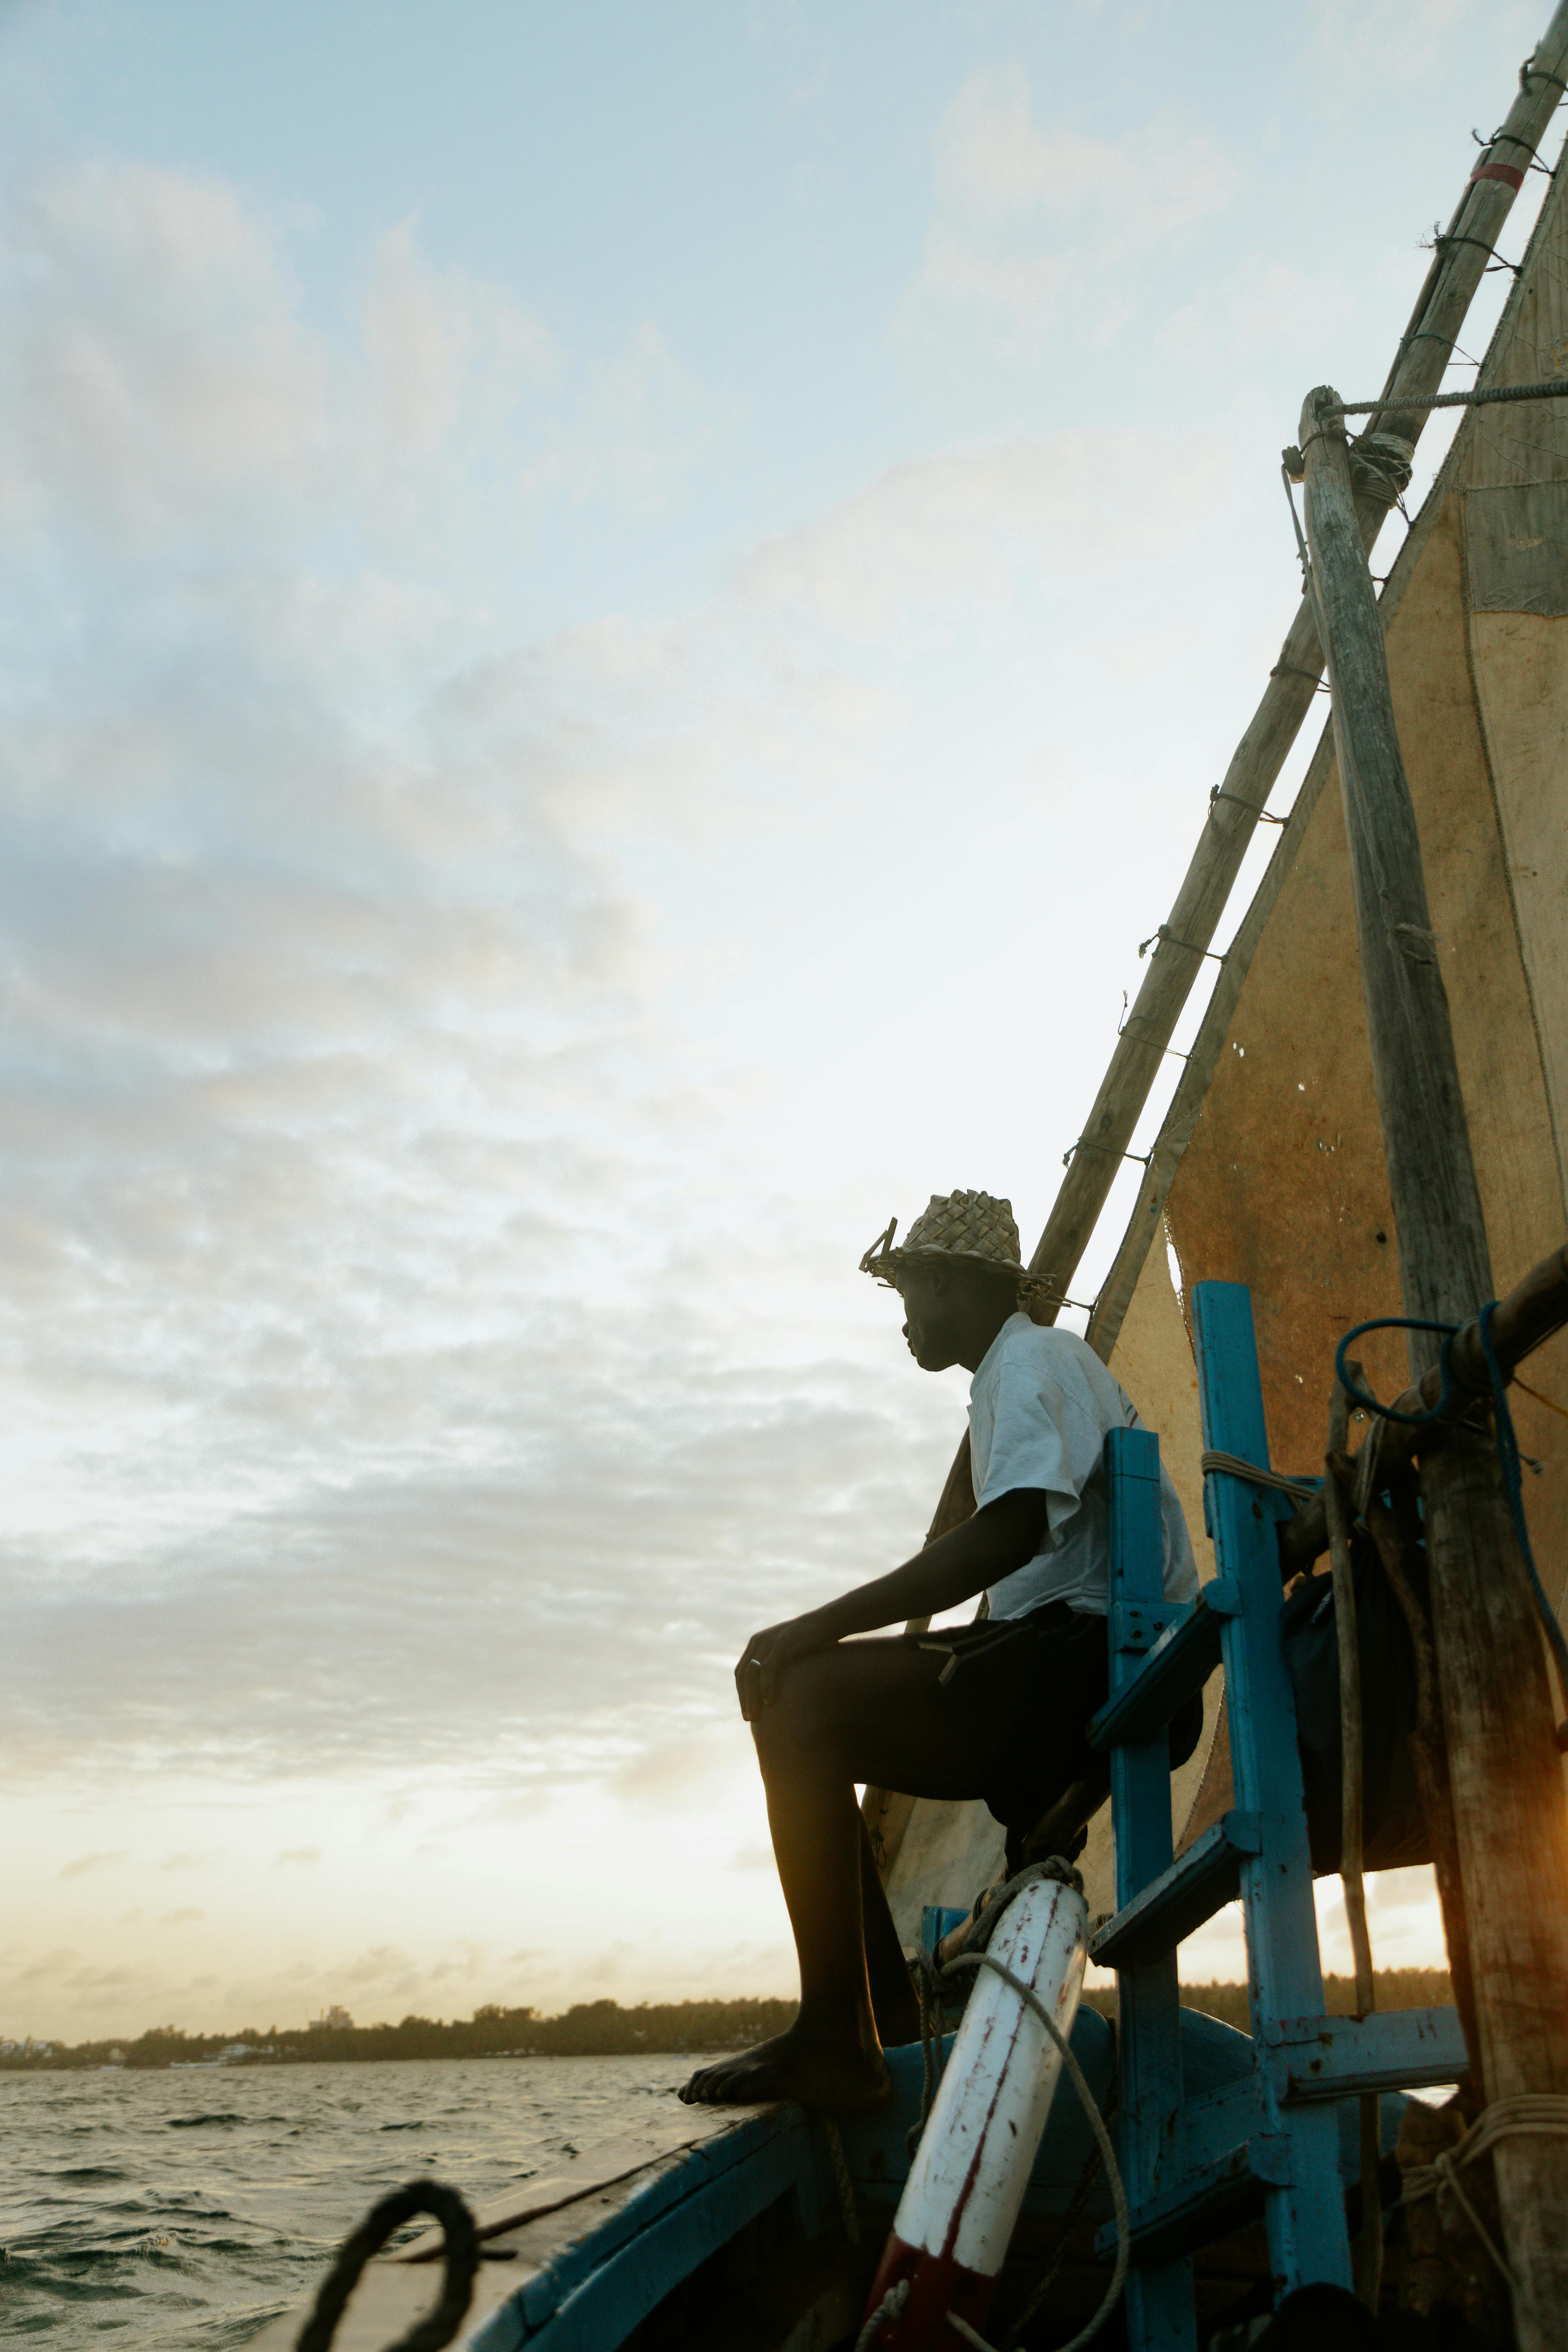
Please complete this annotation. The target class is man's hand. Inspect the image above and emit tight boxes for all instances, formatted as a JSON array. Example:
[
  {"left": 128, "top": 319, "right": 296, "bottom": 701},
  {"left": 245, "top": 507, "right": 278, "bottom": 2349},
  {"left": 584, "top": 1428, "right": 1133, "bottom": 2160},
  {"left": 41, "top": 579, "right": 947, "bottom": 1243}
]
[
  {"left": 732, "top": 1489, "right": 1054, "bottom": 1723},
  {"left": 735, "top": 1613, "right": 834, "bottom": 1721}
]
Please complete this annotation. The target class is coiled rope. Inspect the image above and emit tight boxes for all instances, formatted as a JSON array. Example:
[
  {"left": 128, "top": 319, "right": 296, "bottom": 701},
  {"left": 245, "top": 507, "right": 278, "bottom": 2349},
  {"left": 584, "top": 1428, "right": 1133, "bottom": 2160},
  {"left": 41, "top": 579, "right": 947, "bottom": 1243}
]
[
  {"left": 293, "top": 2179, "right": 478, "bottom": 2352},
  {"left": 1403, "top": 2094, "right": 1568, "bottom": 2290},
  {"left": 861, "top": 1862, "right": 1129, "bottom": 2352}
]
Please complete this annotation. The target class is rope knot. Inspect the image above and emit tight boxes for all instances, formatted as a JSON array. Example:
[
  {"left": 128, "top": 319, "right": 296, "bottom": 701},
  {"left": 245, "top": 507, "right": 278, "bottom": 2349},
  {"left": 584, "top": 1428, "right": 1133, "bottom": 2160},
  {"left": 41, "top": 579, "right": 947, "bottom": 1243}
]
[{"left": 1391, "top": 920, "right": 1438, "bottom": 964}]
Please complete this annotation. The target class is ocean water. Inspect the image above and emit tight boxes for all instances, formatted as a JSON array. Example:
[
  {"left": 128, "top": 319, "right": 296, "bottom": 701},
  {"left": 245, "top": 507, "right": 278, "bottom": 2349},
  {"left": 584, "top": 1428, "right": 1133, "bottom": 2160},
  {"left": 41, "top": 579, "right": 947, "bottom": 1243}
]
[{"left": 0, "top": 2054, "right": 704, "bottom": 2347}]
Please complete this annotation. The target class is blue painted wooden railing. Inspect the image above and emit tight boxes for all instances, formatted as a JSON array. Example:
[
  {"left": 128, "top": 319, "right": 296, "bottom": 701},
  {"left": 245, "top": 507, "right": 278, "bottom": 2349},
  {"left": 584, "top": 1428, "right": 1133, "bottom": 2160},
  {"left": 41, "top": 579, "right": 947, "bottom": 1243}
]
[{"left": 1086, "top": 1280, "right": 1467, "bottom": 2349}]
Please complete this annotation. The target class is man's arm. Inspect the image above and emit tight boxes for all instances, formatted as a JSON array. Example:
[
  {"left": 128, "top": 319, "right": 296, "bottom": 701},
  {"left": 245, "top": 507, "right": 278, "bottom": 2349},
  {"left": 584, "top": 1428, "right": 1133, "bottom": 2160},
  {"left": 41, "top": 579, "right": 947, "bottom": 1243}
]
[{"left": 735, "top": 1488, "right": 1052, "bottom": 1719}]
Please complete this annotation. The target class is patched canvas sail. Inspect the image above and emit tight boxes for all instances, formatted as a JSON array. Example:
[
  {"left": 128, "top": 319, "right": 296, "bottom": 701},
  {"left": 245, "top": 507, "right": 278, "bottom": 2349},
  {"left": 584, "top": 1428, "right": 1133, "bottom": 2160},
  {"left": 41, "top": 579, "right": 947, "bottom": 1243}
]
[{"left": 878, "top": 124, "right": 1568, "bottom": 1953}]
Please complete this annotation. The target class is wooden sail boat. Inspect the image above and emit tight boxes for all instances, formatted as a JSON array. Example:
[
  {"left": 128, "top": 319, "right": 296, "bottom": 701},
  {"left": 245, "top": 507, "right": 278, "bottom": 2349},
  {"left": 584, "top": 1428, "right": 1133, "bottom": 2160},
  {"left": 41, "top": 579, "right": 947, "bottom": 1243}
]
[
  {"left": 877, "top": 0, "right": 1568, "bottom": 2014},
  {"left": 271, "top": 15, "right": 1568, "bottom": 2348}
]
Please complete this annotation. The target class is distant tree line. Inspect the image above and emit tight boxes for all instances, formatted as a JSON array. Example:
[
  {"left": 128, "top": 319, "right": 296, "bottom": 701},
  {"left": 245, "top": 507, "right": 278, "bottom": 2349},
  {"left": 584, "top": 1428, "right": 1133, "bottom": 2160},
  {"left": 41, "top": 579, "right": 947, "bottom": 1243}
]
[
  {"left": 0, "top": 1970, "right": 1452, "bottom": 2070},
  {"left": 0, "top": 1996, "right": 799, "bottom": 2070},
  {"left": 1087, "top": 1967, "right": 1453, "bottom": 2036}
]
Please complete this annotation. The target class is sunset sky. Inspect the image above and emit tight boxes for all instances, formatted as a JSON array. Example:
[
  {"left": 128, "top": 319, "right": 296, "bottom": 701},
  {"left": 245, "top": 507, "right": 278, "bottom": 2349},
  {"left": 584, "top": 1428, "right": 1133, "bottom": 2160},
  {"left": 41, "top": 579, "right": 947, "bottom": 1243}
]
[{"left": 1, "top": 0, "right": 1547, "bottom": 2039}]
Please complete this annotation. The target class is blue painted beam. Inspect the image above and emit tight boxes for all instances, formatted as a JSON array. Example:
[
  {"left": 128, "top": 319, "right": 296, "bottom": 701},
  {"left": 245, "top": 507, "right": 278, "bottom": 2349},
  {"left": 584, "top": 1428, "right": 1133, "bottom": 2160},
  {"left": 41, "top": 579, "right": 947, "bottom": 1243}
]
[
  {"left": 1268, "top": 2006, "right": 1469, "bottom": 2101},
  {"left": 1096, "top": 2134, "right": 1292, "bottom": 2268},
  {"left": 1088, "top": 1585, "right": 1238, "bottom": 1751},
  {"left": 1191, "top": 1281, "right": 1353, "bottom": 2298},
  {"left": 1105, "top": 1426, "right": 1198, "bottom": 2351},
  {"left": 1089, "top": 1813, "right": 1261, "bottom": 1969}
]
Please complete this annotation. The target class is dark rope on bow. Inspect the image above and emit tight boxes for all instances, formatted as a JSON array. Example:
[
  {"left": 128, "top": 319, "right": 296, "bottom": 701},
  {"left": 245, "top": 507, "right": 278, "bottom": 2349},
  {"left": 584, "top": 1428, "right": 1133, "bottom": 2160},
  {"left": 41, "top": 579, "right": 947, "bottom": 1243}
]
[{"left": 294, "top": 2179, "right": 479, "bottom": 2352}]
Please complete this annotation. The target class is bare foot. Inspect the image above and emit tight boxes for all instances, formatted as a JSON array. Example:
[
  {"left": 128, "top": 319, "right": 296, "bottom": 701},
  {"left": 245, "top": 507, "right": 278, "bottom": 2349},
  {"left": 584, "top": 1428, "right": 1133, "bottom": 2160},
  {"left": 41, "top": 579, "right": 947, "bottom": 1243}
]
[{"left": 678, "top": 2024, "right": 891, "bottom": 2110}]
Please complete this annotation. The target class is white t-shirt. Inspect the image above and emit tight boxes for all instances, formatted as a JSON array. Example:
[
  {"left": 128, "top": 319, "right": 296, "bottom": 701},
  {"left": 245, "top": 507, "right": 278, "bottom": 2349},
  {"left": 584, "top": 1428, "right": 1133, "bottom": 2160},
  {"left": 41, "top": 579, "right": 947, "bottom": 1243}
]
[{"left": 968, "top": 1313, "right": 1198, "bottom": 1619}]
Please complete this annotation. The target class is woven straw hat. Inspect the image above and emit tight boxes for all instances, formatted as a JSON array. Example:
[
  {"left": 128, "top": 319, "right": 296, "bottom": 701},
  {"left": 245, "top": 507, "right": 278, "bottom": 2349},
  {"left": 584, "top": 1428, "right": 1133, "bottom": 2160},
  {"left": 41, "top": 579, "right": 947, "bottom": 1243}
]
[{"left": 859, "top": 1190, "right": 1030, "bottom": 1292}]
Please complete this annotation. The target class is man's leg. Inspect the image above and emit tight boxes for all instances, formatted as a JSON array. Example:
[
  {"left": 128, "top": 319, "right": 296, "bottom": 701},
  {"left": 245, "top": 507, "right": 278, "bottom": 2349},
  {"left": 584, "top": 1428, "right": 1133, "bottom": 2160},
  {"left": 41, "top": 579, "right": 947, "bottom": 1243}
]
[
  {"left": 679, "top": 1639, "right": 986, "bottom": 2108},
  {"left": 860, "top": 1812, "right": 920, "bottom": 2047}
]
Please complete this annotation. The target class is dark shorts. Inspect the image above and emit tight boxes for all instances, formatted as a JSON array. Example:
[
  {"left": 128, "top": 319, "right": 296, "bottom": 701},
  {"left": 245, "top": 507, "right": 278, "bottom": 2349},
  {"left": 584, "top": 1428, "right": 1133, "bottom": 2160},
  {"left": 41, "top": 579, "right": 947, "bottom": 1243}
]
[{"left": 905, "top": 1601, "right": 1202, "bottom": 1847}]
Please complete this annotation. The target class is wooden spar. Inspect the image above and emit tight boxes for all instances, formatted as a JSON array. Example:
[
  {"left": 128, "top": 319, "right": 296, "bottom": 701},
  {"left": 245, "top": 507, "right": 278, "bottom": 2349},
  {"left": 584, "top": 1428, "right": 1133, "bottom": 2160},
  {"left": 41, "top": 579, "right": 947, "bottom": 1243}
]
[
  {"left": 1028, "top": 5, "right": 1568, "bottom": 1324},
  {"left": 1085, "top": 735, "right": 1331, "bottom": 1360},
  {"left": 1300, "top": 381, "right": 1568, "bottom": 2347}
]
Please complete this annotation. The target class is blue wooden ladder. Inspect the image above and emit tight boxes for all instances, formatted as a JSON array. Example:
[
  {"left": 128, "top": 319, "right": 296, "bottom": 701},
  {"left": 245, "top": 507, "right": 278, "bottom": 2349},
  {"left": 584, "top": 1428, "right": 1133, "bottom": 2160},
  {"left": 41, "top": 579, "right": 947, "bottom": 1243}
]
[{"left": 1085, "top": 1279, "right": 1468, "bottom": 2349}]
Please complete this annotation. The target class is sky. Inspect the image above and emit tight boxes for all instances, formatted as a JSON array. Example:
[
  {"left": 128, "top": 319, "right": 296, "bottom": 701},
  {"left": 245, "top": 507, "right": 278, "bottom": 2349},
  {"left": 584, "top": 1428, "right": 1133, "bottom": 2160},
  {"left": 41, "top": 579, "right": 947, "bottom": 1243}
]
[{"left": 0, "top": 0, "right": 1553, "bottom": 2041}]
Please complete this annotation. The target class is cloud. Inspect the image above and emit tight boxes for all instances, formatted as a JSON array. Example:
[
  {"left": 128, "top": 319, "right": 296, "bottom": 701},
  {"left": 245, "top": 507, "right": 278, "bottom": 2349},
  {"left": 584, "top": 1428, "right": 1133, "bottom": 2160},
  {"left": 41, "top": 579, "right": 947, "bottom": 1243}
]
[
  {"left": 612, "top": 1728, "right": 751, "bottom": 1809},
  {"left": 274, "top": 1847, "right": 323, "bottom": 1867},
  {"left": 158, "top": 1907, "right": 205, "bottom": 1927},
  {"left": 0, "top": 161, "right": 330, "bottom": 543},
  {"left": 1307, "top": 0, "right": 1475, "bottom": 81},
  {"left": 735, "top": 432, "right": 1225, "bottom": 648},
  {"left": 59, "top": 1850, "right": 129, "bottom": 1878},
  {"left": 1155, "top": 262, "right": 1361, "bottom": 375},
  {"left": 899, "top": 68, "right": 1236, "bottom": 360},
  {"left": 0, "top": 158, "right": 722, "bottom": 570},
  {"left": 0, "top": 152, "right": 971, "bottom": 1802}
]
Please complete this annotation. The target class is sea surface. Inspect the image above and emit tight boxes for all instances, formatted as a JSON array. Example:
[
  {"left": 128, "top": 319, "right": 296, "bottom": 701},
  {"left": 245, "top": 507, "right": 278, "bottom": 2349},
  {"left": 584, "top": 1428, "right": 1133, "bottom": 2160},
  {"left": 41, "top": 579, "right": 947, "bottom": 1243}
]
[{"left": 0, "top": 2054, "right": 706, "bottom": 2347}]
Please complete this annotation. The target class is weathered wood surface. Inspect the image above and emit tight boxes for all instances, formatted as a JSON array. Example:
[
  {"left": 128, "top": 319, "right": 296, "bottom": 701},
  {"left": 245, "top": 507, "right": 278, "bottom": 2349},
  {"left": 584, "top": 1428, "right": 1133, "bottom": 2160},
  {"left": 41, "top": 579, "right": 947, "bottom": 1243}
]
[
  {"left": 1302, "top": 380, "right": 1568, "bottom": 2349},
  {"left": 1055, "top": 6, "right": 1568, "bottom": 1336}
]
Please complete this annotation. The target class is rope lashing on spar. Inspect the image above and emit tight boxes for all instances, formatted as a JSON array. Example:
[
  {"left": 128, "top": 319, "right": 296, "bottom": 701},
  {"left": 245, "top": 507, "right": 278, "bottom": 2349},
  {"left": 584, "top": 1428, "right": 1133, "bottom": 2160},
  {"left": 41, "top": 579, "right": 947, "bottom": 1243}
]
[
  {"left": 1333, "top": 1311, "right": 1568, "bottom": 1742},
  {"left": 821, "top": 2114, "right": 861, "bottom": 2244},
  {"left": 1403, "top": 2095, "right": 1568, "bottom": 2292},
  {"left": 1200, "top": 1451, "right": 1320, "bottom": 1501},
  {"left": 294, "top": 2180, "right": 478, "bottom": 2352},
  {"left": 868, "top": 1860, "right": 1130, "bottom": 2352},
  {"left": 1329, "top": 378, "right": 1568, "bottom": 422}
]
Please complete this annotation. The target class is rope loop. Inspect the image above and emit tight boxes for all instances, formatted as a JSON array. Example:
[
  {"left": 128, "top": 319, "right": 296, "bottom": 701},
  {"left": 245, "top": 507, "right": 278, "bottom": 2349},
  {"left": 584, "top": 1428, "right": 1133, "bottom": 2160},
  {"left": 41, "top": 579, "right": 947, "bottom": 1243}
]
[
  {"left": 1404, "top": 2093, "right": 1568, "bottom": 2292},
  {"left": 1332, "top": 1317, "right": 1461, "bottom": 1427},
  {"left": 294, "top": 2179, "right": 478, "bottom": 2352},
  {"left": 854, "top": 2278, "right": 910, "bottom": 2352}
]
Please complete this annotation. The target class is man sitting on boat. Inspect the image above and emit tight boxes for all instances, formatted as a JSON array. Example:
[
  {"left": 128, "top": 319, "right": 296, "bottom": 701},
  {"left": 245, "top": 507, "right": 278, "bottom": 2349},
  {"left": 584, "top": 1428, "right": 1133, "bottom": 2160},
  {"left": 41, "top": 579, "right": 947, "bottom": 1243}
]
[{"left": 680, "top": 1189, "right": 1199, "bottom": 2110}]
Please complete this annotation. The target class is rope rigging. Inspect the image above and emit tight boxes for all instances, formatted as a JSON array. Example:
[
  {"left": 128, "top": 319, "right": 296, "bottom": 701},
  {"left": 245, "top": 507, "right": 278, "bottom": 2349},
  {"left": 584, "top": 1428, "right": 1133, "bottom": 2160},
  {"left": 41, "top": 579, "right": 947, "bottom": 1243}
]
[{"left": 293, "top": 2180, "right": 478, "bottom": 2352}]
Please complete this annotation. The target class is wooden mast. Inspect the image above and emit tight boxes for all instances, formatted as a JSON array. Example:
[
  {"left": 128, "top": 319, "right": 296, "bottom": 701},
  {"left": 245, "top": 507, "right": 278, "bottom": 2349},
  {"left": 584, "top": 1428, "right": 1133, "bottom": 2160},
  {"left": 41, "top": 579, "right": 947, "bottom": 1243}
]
[{"left": 1298, "top": 381, "right": 1568, "bottom": 2348}]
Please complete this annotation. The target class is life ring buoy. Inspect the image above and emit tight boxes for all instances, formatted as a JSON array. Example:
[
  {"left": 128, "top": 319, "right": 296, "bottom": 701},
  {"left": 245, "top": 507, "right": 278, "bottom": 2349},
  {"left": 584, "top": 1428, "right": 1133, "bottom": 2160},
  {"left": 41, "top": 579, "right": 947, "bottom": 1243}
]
[{"left": 858, "top": 1873, "right": 1090, "bottom": 2350}]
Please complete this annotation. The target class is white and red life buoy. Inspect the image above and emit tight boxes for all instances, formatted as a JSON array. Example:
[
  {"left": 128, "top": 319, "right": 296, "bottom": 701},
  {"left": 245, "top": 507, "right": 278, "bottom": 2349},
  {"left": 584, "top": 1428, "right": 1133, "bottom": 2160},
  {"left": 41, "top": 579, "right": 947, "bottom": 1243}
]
[{"left": 858, "top": 1872, "right": 1090, "bottom": 2351}]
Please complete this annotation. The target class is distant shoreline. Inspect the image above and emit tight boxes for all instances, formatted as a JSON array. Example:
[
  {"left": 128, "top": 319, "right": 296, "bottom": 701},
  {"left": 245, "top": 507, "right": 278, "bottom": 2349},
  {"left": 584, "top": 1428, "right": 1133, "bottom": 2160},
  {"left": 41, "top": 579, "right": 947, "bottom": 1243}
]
[{"left": 0, "top": 1969, "right": 1453, "bottom": 2071}]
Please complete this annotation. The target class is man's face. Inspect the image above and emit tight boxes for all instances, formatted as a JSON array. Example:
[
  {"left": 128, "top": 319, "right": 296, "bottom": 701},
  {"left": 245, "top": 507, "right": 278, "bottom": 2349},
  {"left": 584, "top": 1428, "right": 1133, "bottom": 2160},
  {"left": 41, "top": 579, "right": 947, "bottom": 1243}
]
[{"left": 897, "top": 1262, "right": 961, "bottom": 1372}]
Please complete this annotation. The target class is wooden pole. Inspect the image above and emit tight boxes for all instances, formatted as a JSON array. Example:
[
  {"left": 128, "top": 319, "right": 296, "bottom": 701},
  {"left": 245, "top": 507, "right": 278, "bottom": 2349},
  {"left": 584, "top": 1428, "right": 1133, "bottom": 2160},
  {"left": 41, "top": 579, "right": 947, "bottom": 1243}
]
[{"left": 1300, "top": 382, "right": 1568, "bottom": 2347}]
